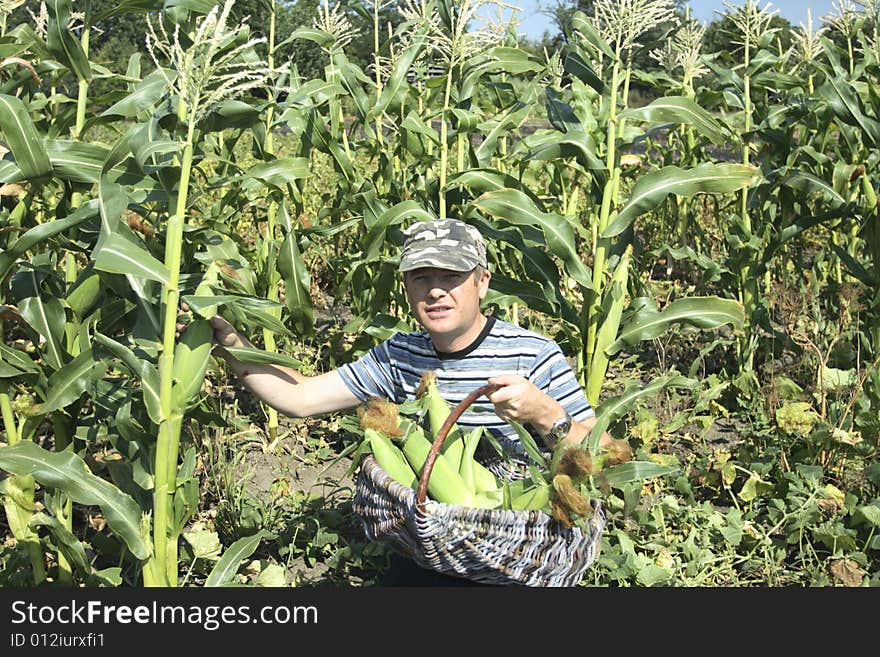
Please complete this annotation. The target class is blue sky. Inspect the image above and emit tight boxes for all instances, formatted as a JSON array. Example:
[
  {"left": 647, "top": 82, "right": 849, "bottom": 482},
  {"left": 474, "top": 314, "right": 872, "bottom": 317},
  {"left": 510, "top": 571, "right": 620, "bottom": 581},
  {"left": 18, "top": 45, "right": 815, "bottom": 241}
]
[{"left": 510, "top": 1, "right": 840, "bottom": 41}]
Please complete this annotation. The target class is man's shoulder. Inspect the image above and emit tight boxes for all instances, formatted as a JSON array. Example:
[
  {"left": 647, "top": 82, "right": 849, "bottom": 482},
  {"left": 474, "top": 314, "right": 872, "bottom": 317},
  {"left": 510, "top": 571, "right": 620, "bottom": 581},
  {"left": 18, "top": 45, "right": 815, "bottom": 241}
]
[
  {"left": 387, "top": 328, "right": 431, "bottom": 346},
  {"left": 487, "top": 318, "right": 557, "bottom": 348},
  {"left": 383, "top": 329, "right": 434, "bottom": 355}
]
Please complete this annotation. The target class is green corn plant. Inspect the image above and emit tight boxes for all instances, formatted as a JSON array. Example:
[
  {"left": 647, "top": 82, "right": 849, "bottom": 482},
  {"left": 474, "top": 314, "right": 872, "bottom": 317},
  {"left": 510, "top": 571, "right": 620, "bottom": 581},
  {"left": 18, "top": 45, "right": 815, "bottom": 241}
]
[
  {"left": 141, "top": 1, "right": 272, "bottom": 585},
  {"left": 0, "top": 1, "right": 285, "bottom": 587},
  {"left": 711, "top": 0, "right": 782, "bottom": 370},
  {"left": 468, "top": 8, "right": 754, "bottom": 410},
  {"left": 824, "top": 0, "right": 859, "bottom": 77},
  {"left": 50, "top": 0, "right": 95, "bottom": 586},
  {"left": 0, "top": 6, "right": 100, "bottom": 583}
]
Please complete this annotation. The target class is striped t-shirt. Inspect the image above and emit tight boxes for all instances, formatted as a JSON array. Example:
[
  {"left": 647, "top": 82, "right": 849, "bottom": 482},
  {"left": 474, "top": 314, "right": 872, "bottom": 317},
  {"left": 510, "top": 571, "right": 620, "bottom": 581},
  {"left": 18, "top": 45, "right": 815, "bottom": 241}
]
[{"left": 337, "top": 316, "right": 594, "bottom": 471}]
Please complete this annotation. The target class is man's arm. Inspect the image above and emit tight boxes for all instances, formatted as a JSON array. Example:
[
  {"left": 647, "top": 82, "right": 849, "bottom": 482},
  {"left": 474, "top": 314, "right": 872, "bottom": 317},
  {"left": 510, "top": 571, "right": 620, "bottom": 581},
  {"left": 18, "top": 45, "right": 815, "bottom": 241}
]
[{"left": 210, "top": 316, "right": 361, "bottom": 418}]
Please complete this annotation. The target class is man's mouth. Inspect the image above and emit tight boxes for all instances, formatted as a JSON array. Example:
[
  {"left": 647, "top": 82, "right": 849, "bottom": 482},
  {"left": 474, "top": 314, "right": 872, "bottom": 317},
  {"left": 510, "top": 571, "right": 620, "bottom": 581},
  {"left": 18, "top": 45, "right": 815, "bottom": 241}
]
[{"left": 425, "top": 305, "right": 452, "bottom": 317}]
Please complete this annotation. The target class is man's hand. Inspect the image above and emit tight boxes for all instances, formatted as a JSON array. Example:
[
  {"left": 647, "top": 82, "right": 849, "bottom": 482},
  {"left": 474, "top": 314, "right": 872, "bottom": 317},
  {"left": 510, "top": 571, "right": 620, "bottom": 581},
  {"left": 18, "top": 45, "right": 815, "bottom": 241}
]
[
  {"left": 486, "top": 374, "right": 562, "bottom": 436},
  {"left": 486, "top": 374, "right": 613, "bottom": 450},
  {"left": 209, "top": 315, "right": 251, "bottom": 352}
]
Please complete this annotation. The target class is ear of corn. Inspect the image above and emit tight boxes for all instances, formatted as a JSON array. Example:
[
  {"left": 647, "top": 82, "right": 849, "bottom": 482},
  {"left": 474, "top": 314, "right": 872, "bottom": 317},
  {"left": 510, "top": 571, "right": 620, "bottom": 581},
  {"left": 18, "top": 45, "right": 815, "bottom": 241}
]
[
  {"left": 365, "top": 427, "right": 418, "bottom": 488},
  {"left": 473, "top": 490, "right": 503, "bottom": 509},
  {"left": 510, "top": 482, "right": 551, "bottom": 511},
  {"left": 393, "top": 420, "right": 474, "bottom": 507},
  {"left": 459, "top": 426, "right": 483, "bottom": 493},
  {"left": 862, "top": 172, "right": 877, "bottom": 212},
  {"left": 473, "top": 461, "right": 502, "bottom": 493},
  {"left": 192, "top": 260, "right": 221, "bottom": 318},
  {"left": 418, "top": 372, "right": 465, "bottom": 470}
]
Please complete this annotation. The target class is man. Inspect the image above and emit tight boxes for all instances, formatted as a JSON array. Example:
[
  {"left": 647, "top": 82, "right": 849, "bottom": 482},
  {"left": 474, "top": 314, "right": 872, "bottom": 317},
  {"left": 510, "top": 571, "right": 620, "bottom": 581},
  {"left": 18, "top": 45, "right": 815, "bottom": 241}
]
[{"left": 209, "top": 218, "right": 611, "bottom": 584}]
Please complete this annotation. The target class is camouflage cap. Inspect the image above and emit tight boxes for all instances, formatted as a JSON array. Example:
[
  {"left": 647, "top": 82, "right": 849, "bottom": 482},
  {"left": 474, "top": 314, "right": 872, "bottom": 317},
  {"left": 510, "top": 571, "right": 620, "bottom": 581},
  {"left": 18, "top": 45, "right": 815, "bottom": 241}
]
[{"left": 398, "top": 218, "right": 488, "bottom": 273}]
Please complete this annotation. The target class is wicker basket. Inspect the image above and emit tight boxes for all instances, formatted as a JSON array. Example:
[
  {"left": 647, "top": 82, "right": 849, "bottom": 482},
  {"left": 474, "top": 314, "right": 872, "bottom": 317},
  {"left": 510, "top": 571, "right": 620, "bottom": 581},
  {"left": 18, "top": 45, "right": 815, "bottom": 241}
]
[{"left": 353, "top": 384, "right": 606, "bottom": 587}]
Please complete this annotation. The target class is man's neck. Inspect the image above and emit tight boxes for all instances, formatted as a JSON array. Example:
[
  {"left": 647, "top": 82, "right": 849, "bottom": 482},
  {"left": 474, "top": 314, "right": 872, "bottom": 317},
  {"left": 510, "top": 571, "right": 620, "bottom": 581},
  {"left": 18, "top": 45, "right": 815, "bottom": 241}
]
[{"left": 430, "top": 314, "right": 488, "bottom": 354}]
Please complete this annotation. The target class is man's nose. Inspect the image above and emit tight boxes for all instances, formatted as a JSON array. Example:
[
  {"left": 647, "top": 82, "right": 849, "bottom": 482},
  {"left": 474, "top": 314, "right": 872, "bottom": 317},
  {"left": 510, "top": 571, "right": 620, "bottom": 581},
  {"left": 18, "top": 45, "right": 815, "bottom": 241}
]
[{"left": 426, "top": 280, "right": 447, "bottom": 298}]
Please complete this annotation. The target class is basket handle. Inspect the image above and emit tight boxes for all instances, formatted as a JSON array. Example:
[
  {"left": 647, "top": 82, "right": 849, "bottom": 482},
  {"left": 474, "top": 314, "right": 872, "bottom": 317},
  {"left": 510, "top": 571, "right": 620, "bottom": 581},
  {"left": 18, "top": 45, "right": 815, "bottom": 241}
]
[{"left": 416, "top": 382, "right": 501, "bottom": 507}]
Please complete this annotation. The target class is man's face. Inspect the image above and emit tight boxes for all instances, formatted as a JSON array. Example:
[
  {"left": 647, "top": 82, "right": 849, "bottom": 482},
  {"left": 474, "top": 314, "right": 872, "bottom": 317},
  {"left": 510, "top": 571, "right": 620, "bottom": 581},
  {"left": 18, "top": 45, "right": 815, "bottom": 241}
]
[{"left": 404, "top": 267, "right": 490, "bottom": 340}]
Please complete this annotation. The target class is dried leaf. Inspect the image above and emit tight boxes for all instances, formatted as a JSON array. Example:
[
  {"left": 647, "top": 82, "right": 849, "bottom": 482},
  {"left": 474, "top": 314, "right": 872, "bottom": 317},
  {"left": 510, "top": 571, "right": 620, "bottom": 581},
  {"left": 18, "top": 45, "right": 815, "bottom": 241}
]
[{"left": 829, "top": 559, "right": 864, "bottom": 587}]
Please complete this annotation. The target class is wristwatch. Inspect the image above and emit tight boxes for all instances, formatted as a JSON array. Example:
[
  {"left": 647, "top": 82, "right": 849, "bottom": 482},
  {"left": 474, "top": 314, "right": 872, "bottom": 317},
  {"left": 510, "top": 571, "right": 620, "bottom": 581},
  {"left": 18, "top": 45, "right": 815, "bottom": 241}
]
[{"left": 542, "top": 411, "right": 573, "bottom": 444}]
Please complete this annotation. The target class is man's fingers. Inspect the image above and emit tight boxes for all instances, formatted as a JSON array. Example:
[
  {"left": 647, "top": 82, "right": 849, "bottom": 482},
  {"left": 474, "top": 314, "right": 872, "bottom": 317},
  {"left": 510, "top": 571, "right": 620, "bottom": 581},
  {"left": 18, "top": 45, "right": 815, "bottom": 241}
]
[
  {"left": 487, "top": 386, "right": 517, "bottom": 404},
  {"left": 209, "top": 315, "right": 232, "bottom": 330},
  {"left": 488, "top": 374, "right": 526, "bottom": 387}
]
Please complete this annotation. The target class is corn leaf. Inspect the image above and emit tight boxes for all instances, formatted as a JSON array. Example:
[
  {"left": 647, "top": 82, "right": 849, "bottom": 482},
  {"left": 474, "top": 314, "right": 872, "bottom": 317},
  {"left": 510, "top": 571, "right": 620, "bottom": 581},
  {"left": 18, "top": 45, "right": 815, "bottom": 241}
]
[
  {"left": 586, "top": 374, "right": 699, "bottom": 452},
  {"left": 508, "top": 420, "right": 548, "bottom": 467},
  {"left": 93, "top": 334, "right": 162, "bottom": 425},
  {"left": 285, "top": 80, "right": 347, "bottom": 111},
  {"left": 564, "top": 51, "right": 604, "bottom": 94},
  {"left": 605, "top": 163, "right": 762, "bottom": 238},
  {"left": 180, "top": 293, "right": 282, "bottom": 315},
  {"left": 32, "top": 348, "right": 107, "bottom": 415},
  {"left": 819, "top": 76, "right": 880, "bottom": 147},
  {"left": 448, "top": 168, "right": 529, "bottom": 196},
  {"left": 607, "top": 296, "right": 745, "bottom": 355},
  {"left": 46, "top": 0, "right": 92, "bottom": 82},
  {"left": 291, "top": 26, "right": 336, "bottom": 48},
  {"left": 0, "top": 342, "right": 39, "bottom": 375},
  {"left": 486, "top": 274, "right": 559, "bottom": 317},
  {"left": 830, "top": 243, "right": 878, "bottom": 287},
  {"left": 602, "top": 461, "right": 678, "bottom": 487},
  {"left": 474, "top": 102, "right": 531, "bottom": 167},
  {"left": 92, "top": 233, "right": 171, "bottom": 285},
  {"left": 473, "top": 46, "right": 545, "bottom": 76},
  {"left": 29, "top": 512, "right": 91, "bottom": 574},
  {"left": 401, "top": 110, "right": 440, "bottom": 147},
  {"left": 781, "top": 171, "right": 848, "bottom": 207},
  {"left": 460, "top": 47, "right": 544, "bottom": 101},
  {"left": 202, "top": 99, "right": 262, "bottom": 132},
  {"left": 17, "top": 293, "right": 66, "bottom": 372},
  {"left": 205, "top": 530, "right": 275, "bottom": 587},
  {"left": 0, "top": 441, "right": 149, "bottom": 560},
  {"left": 303, "top": 112, "right": 355, "bottom": 181},
  {"left": 367, "top": 28, "right": 427, "bottom": 121},
  {"left": 220, "top": 345, "right": 303, "bottom": 369},
  {"left": 0, "top": 94, "right": 52, "bottom": 180},
  {"left": 243, "top": 157, "right": 312, "bottom": 190},
  {"left": 102, "top": 68, "right": 177, "bottom": 118},
  {"left": 277, "top": 200, "right": 314, "bottom": 333},
  {"left": 0, "top": 200, "right": 99, "bottom": 281},
  {"left": 473, "top": 188, "right": 595, "bottom": 292},
  {"left": 364, "top": 201, "right": 434, "bottom": 260},
  {"left": 620, "top": 96, "right": 731, "bottom": 145},
  {"left": 526, "top": 129, "right": 606, "bottom": 171},
  {"left": 45, "top": 140, "right": 158, "bottom": 190},
  {"left": 569, "top": 11, "right": 615, "bottom": 58}
]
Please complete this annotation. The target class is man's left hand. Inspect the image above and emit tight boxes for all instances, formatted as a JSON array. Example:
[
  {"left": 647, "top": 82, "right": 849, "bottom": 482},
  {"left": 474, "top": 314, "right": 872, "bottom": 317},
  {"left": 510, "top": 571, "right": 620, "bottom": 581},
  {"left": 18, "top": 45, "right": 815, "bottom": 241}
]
[{"left": 486, "top": 374, "right": 563, "bottom": 436}]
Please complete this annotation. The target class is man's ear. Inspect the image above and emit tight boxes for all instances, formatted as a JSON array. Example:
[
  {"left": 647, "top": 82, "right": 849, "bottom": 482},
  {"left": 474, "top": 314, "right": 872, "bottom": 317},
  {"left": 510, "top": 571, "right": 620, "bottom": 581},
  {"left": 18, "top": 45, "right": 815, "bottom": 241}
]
[{"left": 478, "top": 268, "right": 491, "bottom": 300}]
